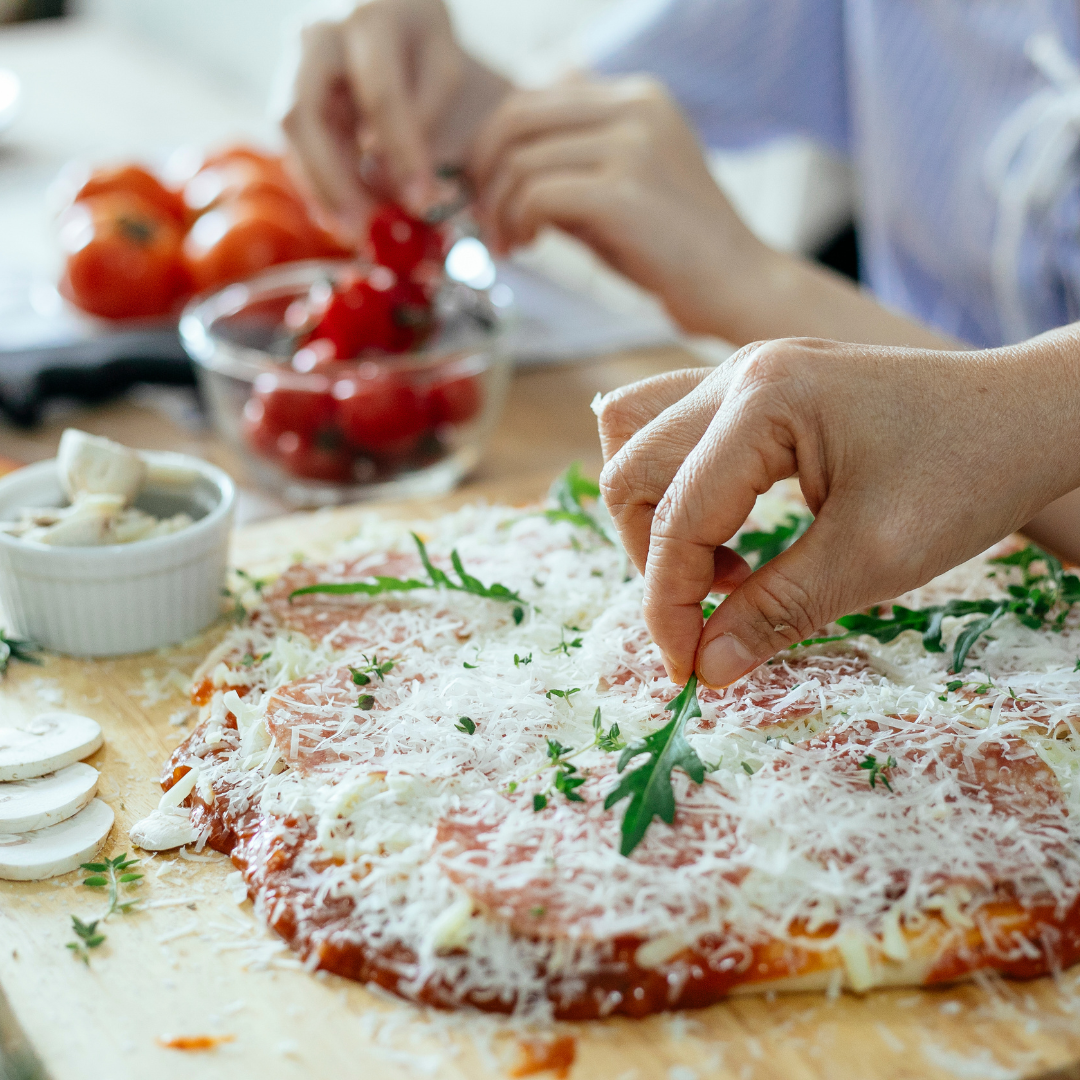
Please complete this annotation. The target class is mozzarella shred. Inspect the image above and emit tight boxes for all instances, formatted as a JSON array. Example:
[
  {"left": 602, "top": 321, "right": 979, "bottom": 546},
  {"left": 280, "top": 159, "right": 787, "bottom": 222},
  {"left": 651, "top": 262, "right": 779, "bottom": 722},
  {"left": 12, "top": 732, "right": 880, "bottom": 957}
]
[{"left": 162, "top": 493, "right": 1080, "bottom": 1019}]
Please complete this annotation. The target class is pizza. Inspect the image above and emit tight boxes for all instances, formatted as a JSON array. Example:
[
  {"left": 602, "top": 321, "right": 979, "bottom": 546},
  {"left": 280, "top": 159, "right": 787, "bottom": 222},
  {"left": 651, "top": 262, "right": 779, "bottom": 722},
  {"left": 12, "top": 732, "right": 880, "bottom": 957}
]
[{"left": 162, "top": 477, "right": 1080, "bottom": 1020}]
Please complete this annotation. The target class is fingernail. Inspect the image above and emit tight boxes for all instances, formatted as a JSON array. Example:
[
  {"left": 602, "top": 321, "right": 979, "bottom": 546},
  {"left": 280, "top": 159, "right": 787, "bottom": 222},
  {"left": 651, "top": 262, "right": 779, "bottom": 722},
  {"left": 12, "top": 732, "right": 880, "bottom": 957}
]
[
  {"left": 697, "top": 634, "right": 756, "bottom": 689},
  {"left": 660, "top": 651, "right": 678, "bottom": 681}
]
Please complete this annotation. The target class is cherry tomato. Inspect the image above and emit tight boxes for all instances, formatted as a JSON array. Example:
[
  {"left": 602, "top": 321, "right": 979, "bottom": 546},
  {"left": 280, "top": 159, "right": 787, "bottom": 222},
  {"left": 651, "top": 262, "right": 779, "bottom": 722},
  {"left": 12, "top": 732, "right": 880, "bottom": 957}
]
[
  {"left": 201, "top": 144, "right": 286, "bottom": 173},
  {"left": 383, "top": 277, "right": 434, "bottom": 352},
  {"left": 429, "top": 372, "right": 483, "bottom": 426},
  {"left": 368, "top": 203, "right": 444, "bottom": 277},
  {"left": 248, "top": 372, "right": 336, "bottom": 439},
  {"left": 74, "top": 164, "right": 187, "bottom": 225},
  {"left": 183, "top": 194, "right": 317, "bottom": 294},
  {"left": 333, "top": 365, "right": 430, "bottom": 450},
  {"left": 276, "top": 430, "right": 356, "bottom": 483},
  {"left": 310, "top": 276, "right": 398, "bottom": 358},
  {"left": 59, "top": 193, "right": 189, "bottom": 319}
]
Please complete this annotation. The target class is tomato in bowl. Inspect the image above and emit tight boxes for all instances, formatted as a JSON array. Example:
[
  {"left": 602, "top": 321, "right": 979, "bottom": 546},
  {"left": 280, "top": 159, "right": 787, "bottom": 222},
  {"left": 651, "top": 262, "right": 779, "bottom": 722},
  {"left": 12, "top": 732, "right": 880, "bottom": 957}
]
[{"left": 179, "top": 259, "right": 512, "bottom": 506}]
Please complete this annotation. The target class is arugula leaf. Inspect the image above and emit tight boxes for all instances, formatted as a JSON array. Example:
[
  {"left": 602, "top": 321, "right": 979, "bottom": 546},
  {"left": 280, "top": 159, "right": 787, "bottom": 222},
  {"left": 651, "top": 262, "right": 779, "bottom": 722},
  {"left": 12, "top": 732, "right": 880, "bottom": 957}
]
[
  {"left": 604, "top": 675, "right": 706, "bottom": 856},
  {"left": 290, "top": 534, "right": 526, "bottom": 615},
  {"left": 455, "top": 716, "right": 476, "bottom": 734},
  {"left": 735, "top": 513, "right": 812, "bottom": 569},
  {"left": 545, "top": 462, "right": 616, "bottom": 544},
  {"left": 796, "top": 545, "right": 1080, "bottom": 672}
]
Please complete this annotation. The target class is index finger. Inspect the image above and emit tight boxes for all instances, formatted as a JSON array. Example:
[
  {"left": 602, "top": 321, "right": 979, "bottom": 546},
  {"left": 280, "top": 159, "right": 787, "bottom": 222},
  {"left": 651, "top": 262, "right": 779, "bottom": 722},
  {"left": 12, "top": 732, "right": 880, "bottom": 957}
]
[
  {"left": 643, "top": 380, "right": 799, "bottom": 683},
  {"left": 342, "top": 16, "right": 435, "bottom": 211}
]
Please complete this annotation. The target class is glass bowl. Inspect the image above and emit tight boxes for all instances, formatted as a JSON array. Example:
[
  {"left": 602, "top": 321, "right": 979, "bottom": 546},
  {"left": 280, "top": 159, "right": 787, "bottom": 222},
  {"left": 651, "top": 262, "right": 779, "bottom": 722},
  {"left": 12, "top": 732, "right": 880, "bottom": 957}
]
[{"left": 179, "top": 258, "right": 513, "bottom": 507}]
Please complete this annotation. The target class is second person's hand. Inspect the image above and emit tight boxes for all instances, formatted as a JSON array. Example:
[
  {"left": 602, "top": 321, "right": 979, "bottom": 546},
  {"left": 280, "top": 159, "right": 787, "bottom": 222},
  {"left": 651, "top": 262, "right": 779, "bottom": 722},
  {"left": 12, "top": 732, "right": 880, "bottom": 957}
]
[{"left": 280, "top": 0, "right": 510, "bottom": 235}]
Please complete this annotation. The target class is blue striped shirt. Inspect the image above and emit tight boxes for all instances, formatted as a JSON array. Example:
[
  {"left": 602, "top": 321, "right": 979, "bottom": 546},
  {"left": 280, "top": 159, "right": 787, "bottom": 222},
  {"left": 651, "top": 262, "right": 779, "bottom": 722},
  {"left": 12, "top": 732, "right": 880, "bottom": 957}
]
[{"left": 590, "top": 0, "right": 1080, "bottom": 347}]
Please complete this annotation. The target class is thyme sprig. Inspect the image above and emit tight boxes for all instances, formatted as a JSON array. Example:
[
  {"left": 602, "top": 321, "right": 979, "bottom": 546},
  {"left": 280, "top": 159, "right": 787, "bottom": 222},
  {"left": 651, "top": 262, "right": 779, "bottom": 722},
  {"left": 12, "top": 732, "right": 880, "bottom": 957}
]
[
  {"left": 66, "top": 852, "right": 143, "bottom": 963},
  {"left": 518, "top": 708, "right": 625, "bottom": 809},
  {"left": 798, "top": 544, "right": 1080, "bottom": 672},
  {"left": 604, "top": 676, "right": 706, "bottom": 856},
  {"left": 291, "top": 533, "right": 526, "bottom": 624},
  {"left": 859, "top": 754, "right": 897, "bottom": 791}
]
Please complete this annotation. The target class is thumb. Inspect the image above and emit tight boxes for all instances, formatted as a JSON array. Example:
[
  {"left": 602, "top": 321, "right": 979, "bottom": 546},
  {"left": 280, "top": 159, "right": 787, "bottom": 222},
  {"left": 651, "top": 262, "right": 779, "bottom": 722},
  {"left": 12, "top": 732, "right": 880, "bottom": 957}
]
[{"left": 694, "top": 517, "right": 864, "bottom": 689}]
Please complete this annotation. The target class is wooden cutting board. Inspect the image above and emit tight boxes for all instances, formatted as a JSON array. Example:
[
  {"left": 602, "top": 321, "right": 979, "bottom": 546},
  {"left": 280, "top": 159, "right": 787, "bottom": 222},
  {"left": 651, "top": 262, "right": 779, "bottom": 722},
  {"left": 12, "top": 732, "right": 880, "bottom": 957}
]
[{"left": 3, "top": 477, "right": 1080, "bottom": 1080}]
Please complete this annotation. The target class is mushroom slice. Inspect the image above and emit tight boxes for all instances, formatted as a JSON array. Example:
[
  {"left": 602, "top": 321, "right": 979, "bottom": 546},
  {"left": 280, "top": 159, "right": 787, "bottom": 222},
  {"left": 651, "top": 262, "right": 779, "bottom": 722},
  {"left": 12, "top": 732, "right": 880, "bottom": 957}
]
[
  {"left": 0, "top": 712, "right": 103, "bottom": 782},
  {"left": 0, "top": 798, "right": 114, "bottom": 880},
  {"left": 0, "top": 762, "right": 99, "bottom": 834}
]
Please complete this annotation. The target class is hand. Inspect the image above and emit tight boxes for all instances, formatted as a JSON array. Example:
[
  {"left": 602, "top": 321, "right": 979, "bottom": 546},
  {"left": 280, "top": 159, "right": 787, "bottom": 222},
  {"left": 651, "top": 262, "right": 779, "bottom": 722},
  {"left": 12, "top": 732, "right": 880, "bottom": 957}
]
[
  {"left": 596, "top": 330, "right": 1080, "bottom": 688},
  {"left": 469, "top": 75, "right": 766, "bottom": 335},
  {"left": 279, "top": 0, "right": 509, "bottom": 235}
]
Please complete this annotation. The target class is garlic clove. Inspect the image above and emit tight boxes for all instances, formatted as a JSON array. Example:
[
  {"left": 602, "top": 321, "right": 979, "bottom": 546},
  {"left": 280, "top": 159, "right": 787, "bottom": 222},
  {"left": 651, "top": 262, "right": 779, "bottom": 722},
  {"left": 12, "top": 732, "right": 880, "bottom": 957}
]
[
  {"left": 56, "top": 428, "right": 146, "bottom": 505},
  {"left": 128, "top": 806, "right": 200, "bottom": 851}
]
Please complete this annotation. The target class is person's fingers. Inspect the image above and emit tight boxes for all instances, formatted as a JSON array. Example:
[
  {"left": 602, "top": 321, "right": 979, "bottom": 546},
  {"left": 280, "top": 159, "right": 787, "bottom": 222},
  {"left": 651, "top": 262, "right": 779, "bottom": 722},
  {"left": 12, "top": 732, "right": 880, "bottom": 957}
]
[
  {"left": 594, "top": 368, "right": 712, "bottom": 462},
  {"left": 341, "top": 14, "right": 436, "bottom": 213},
  {"left": 599, "top": 361, "right": 753, "bottom": 575},
  {"left": 694, "top": 514, "right": 869, "bottom": 689},
  {"left": 479, "top": 128, "right": 611, "bottom": 250},
  {"left": 640, "top": 353, "right": 803, "bottom": 682},
  {"left": 470, "top": 82, "right": 643, "bottom": 191},
  {"left": 280, "top": 21, "right": 369, "bottom": 225}
]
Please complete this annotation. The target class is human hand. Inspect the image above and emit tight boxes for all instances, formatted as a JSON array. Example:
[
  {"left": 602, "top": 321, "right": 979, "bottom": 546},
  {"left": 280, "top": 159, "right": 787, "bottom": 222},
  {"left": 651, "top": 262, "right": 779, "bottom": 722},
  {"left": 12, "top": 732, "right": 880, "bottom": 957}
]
[
  {"left": 280, "top": 0, "right": 510, "bottom": 236},
  {"left": 596, "top": 330, "right": 1080, "bottom": 688},
  {"left": 469, "top": 75, "right": 766, "bottom": 335}
]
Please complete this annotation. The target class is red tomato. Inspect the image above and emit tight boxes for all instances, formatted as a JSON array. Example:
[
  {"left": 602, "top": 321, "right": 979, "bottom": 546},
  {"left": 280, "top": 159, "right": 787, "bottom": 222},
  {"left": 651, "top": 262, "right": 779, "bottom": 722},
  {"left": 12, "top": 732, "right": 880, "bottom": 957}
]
[
  {"left": 333, "top": 366, "right": 430, "bottom": 450},
  {"left": 429, "top": 372, "right": 483, "bottom": 426},
  {"left": 183, "top": 195, "right": 317, "bottom": 294},
  {"left": 201, "top": 144, "right": 286, "bottom": 173},
  {"left": 249, "top": 372, "right": 336, "bottom": 439},
  {"left": 74, "top": 164, "right": 187, "bottom": 225},
  {"left": 368, "top": 203, "right": 444, "bottom": 276},
  {"left": 183, "top": 158, "right": 299, "bottom": 216},
  {"left": 59, "top": 194, "right": 190, "bottom": 319},
  {"left": 276, "top": 431, "right": 356, "bottom": 483},
  {"left": 310, "top": 277, "right": 398, "bottom": 358}
]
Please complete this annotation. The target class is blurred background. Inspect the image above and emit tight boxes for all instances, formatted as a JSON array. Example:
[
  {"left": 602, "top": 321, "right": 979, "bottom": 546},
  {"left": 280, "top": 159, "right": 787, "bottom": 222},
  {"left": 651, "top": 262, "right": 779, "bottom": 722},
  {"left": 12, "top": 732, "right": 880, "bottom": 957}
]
[{"left": 0, "top": 0, "right": 857, "bottom": 519}]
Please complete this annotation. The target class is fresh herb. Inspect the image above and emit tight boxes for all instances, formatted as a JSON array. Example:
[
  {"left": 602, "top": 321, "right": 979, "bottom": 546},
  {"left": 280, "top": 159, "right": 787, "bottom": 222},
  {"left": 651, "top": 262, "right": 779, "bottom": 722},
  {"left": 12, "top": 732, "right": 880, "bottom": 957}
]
[
  {"left": 945, "top": 679, "right": 963, "bottom": 692},
  {"left": 544, "top": 462, "right": 615, "bottom": 544},
  {"left": 529, "top": 906, "right": 546, "bottom": 917},
  {"left": 0, "top": 630, "right": 41, "bottom": 675},
  {"left": 533, "top": 793, "right": 548, "bottom": 812},
  {"left": 604, "top": 676, "right": 706, "bottom": 856},
  {"left": 68, "top": 853, "right": 143, "bottom": 963},
  {"left": 797, "top": 544, "right": 1080, "bottom": 672},
  {"left": 549, "top": 627, "right": 584, "bottom": 656},
  {"left": 240, "top": 651, "right": 271, "bottom": 668},
  {"left": 741, "top": 761, "right": 754, "bottom": 775},
  {"left": 463, "top": 661, "right": 478, "bottom": 669},
  {"left": 735, "top": 513, "right": 812, "bottom": 569},
  {"left": 516, "top": 708, "right": 625, "bottom": 806},
  {"left": 234, "top": 568, "right": 268, "bottom": 593},
  {"left": 455, "top": 716, "right": 476, "bottom": 734},
  {"left": 290, "top": 534, "right": 527, "bottom": 620},
  {"left": 701, "top": 598, "right": 719, "bottom": 620},
  {"left": 545, "top": 687, "right": 581, "bottom": 702},
  {"left": 349, "top": 654, "right": 394, "bottom": 686},
  {"left": 514, "top": 653, "right": 533, "bottom": 667},
  {"left": 66, "top": 917, "right": 105, "bottom": 964},
  {"left": 357, "top": 694, "right": 375, "bottom": 710},
  {"left": 859, "top": 754, "right": 897, "bottom": 791}
]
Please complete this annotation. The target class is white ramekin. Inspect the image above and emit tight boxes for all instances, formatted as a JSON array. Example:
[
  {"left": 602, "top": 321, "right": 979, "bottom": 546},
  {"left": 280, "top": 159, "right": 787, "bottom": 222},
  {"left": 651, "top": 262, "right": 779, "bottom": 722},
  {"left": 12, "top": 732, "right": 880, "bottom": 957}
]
[{"left": 0, "top": 452, "right": 235, "bottom": 657}]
